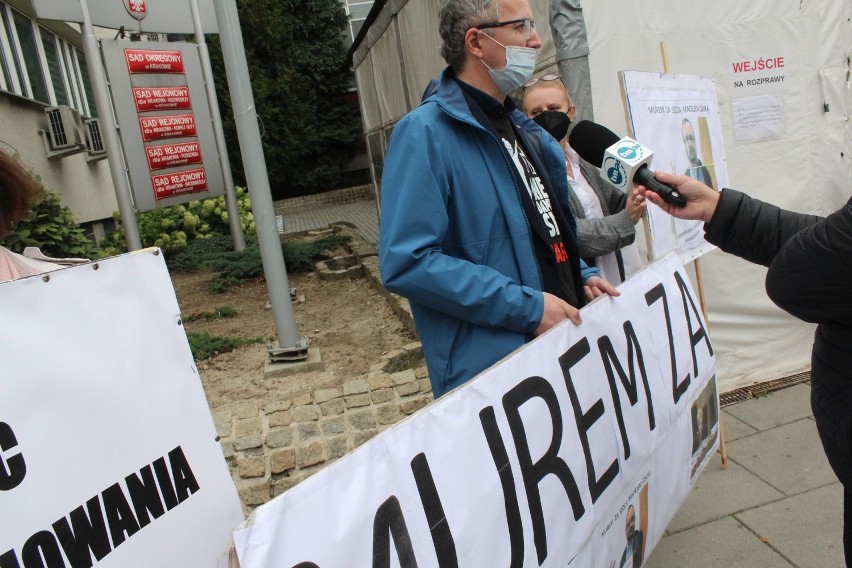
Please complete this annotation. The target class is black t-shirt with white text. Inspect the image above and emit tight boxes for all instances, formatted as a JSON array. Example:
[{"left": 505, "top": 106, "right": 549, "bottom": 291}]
[{"left": 455, "top": 79, "right": 580, "bottom": 307}]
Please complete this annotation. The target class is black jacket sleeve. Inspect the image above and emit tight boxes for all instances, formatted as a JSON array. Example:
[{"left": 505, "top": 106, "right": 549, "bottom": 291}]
[
  {"left": 703, "top": 188, "right": 822, "bottom": 267},
  {"left": 765, "top": 198, "right": 852, "bottom": 325}
]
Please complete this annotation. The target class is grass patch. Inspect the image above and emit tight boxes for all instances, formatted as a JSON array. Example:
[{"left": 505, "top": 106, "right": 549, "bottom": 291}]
[
  {"left": 186, "top": 331, "right": 265, "bottom": 361},
  {"left": 183, "top": 305, "right": 237, "bottom": 323}
]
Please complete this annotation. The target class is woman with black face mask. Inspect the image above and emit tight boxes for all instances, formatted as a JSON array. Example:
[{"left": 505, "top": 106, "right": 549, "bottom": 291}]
[{"left": 523, "top": 75, "right": 645, "bottom": 284}]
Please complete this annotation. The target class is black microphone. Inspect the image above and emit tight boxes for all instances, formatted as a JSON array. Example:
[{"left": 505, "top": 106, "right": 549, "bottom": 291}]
[{"left": 568, "top": 120, "right": 687, "bottom": 208}]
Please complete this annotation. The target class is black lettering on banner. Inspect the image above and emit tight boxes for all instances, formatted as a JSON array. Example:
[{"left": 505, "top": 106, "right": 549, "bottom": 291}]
[
  {"left": 22, "top": 531, "right": 64, "bottom": 567},
  {"left": 674, "top": 272, "right": 714, "bottom": 377},
  {"left": 0, "top": 422, "right": 26, "bottom": 491},
  {"left": 52, "top": 496, "right": 111, "bottom": 568},
  {"left": 410, "top": 453, "right": 457, "bottom": 567},
  {"left": 559, "top": 340, "right": 618, "bottom": 504},
  {"left": 168, "top": 446, "right": 200, "bottom": 503},
  {"left": 125, "top": 465, "right": 166, "bottom": 529},
  {"left": 102, "top": 483, "right": 141, "bottom": 548},
  {"left": 503, "top": 376, "right": 585, "bottom": 566},
  {"left": 0, "top": 550, "right": 20, "bottom": 568},
  {"left": 371, "top": 496, "right": 418, "bottom": 568},
  {"left": 152, "top": 456, "right": 179, "bottom": 510},
  {"left": 598, "top": 322, "right": 656, "bottom": 460},
  {"left": 645, "top": 283, "right": 690, "bottom": 404},
  {"left": 479, "top": 407, "right": 524, "bottom": 568},
  {"left": 1, "top": 445, "right": 198, "bottom": 567}
]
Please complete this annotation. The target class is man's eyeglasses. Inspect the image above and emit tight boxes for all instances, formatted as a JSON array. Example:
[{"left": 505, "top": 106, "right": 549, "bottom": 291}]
[
  {"left": 477, "top": 18, "right": 536, "bottom": 40},
  {"left": 523, "top": 74, "right": 562, "bottom": 88}
]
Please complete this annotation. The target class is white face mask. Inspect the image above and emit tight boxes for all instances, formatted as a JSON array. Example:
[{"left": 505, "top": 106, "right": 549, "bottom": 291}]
[{"left": 480, "top": 33, "right": 537, "bottom": 95}]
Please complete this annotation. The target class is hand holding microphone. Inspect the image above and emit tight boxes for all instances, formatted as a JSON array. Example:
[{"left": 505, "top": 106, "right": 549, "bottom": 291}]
[
  {"left": 567, "top": 120, "right": 687, "bottom": 208},
  {"left": 636, "top": 171, "right": 720, "bottom": 223}
]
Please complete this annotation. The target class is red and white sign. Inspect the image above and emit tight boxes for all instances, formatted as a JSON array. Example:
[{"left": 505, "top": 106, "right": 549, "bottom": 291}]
[
  {"left": 152, "top": 168, "right": 208, "bottom": 199},
  {"left": 125, "top": 49, "right": 185, "bottom": 74},
  {"left": 134, "top": 86, "right": 192, "bottom": 111},
  {"left": 139, "top": 114, "right": 197, "bottom": 141},
  {"left": 124, "top": 0, "right": 147, "bottom": 20},
  {"left": 146, "top": 141, "right": 202, "bottom": 171}
]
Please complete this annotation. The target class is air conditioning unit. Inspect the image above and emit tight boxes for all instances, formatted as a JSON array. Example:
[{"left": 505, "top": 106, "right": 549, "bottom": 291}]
[
  {"left": 44, "top": 105, "right": 85, "bottom": 150},
  {"left": 84, "top": 118, "right": 106, "bottom": 156}
]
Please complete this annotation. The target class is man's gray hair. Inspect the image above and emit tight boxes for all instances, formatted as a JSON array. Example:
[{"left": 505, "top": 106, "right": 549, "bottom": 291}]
[{"left": 439, "top": 0, "right": 501, "bottom": 71}]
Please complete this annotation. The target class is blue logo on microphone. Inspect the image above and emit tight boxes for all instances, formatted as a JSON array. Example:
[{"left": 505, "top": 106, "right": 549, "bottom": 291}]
[
  {"left": 616, "top": 142, "right": 643, "bottom": 161},
  {"left": 603, "top": 157, "right": 625, "bottom": 186}
]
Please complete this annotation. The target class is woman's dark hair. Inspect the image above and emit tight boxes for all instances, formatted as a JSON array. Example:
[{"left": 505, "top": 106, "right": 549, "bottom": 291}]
[{"left": 0, "top": 150, "right": 41, "bottom": 237}]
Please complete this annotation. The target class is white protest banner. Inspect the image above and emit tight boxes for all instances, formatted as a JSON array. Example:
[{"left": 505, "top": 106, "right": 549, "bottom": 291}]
[
  {"left": 620, "top": 71, "right": 730, "bottom": 263},
  {"left": 234, "top": 254, "right": 719, "bottom": 567},
  {"left": 0, "top": 250, "right": 243, "bottom": 567}
]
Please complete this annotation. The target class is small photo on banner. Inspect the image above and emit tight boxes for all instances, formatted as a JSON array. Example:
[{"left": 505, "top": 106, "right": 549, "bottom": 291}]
[
  {"left": 597, "top": 481, "right": 650, "bottom": 568},
  {"left": 690, "top": 378, "right": 720, "bottom": 480}
]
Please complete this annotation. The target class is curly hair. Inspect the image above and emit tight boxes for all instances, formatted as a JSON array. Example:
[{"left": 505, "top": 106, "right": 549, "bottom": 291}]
[
  {"left": 438, "top": 0, "right": 500, "bottom": 71},
  {"left": 0, "top": 151, "right": 41, "bottom": 238}
]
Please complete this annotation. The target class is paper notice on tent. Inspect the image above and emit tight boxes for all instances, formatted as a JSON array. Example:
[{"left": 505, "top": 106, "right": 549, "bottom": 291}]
[
  {"left": 0, "top": 251, "right": 243, "bottom": 567},
  {"left": 620, "top": 71, "right": 730, "bottom": 263},
  {"left": 234, "top": 254, "right": 718, "bottom": 567}
]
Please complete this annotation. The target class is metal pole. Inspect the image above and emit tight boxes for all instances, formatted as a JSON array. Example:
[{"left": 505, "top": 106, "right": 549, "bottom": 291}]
[
  {"left": 352, "top": 69, "right": 382, "bottom": 220},
  {"left": 189, "top": 0, "right": 246, "bottom": 251},
  {"left": 79, "top": 0, "right": 142, "bottom": 250},
  {"left": 212, "top": 0, "right": 307, "bottom": 359}
]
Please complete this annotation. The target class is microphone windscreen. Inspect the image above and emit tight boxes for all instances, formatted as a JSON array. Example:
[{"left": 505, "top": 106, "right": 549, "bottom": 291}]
[{"left": 567, "top": 120, "right": 622, "bottom": 168}]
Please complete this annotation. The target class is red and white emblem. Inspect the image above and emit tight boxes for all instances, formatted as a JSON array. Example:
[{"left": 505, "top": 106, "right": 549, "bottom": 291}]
[{"left": 124, "top": 0, "right": 148, "bottom": 20}]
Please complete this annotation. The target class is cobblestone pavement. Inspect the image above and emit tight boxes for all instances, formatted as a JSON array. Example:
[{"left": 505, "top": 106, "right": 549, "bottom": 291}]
[
  {"left": 276, "top": 199, "right": 380, "bottom": 245},
  {"left": 217, "top": 197, "right": 425, "bottom": 515},
  {"left": 214, "top": 344, "right": 431, "bottom": 514}
]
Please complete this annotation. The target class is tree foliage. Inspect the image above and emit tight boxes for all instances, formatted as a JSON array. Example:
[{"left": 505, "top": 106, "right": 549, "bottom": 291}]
[{"left": 207, "top": 0, "right": 363, "bottom": 199}]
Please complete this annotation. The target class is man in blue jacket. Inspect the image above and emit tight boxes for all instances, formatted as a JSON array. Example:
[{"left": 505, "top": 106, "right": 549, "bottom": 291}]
[{"left": 379, "top": 0, "right": 618, "bottom": 398}]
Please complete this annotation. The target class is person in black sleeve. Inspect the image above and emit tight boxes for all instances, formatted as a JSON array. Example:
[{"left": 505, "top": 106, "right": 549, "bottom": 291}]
[{"left": 639, "top": 170, "right": 852, "bottom": 566}]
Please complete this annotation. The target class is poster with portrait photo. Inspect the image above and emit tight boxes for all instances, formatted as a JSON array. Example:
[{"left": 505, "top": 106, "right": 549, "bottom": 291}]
[
  {"left": 689, "top": 377, "right": 720, "bottom": 480},
  {"left": 593, "top": 480, "right": 650, "bottom": 568},
  {"left": 619, "top": 71, "right": 730, "bottom": 263}
]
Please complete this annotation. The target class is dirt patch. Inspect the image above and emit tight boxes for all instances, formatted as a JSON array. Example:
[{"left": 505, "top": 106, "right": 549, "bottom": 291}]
[{"left": 171, "top": 234, "right": 417, "bottom": 412}]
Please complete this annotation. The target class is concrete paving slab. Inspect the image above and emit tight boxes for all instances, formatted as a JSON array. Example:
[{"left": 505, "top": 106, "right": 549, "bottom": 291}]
[
  {"left": 666, "top": 459, "right": 784, "bottom": 533},
  {"left": 724, "top": 383, "right": 812, "bottom": 431},
  {"left": 645, "top": 516, "right": 795, "bottom": 568},
  {"left": 726, "top": 418, "right": 836, "bottom": 496},
  {"left": 735, "top": 482, "right": 844, "bottom": 568},
  {"left": 720, "top": 411, "right": 759, "bottom": 442}
]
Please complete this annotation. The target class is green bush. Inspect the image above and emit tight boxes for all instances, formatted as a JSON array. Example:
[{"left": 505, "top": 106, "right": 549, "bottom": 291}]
[
  {"left": 281, "top": 234, "right": 351, "bottom": 272},
  {"left": 167, "top": 232, "right": 351, "bottom": 293},
  {"left": 185, "top": 331, "right": 265, "bottom": 361},
  {"left": 0, "top": 187, "right": 97, "bottom": 259},
  {"left": 101, "top": 187, "right": 255, "bottom": 257},
  {"left": 166, "top": 234, "right": 246, "bottom": 272}
]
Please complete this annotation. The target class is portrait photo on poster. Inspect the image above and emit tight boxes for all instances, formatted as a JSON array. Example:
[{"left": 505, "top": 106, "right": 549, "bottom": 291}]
[
  {"left": 604, "top": 481, "right": 650, "bottom": 568},
  {"left": 689, "top": 378, "right": 720, "bottom": 479}
]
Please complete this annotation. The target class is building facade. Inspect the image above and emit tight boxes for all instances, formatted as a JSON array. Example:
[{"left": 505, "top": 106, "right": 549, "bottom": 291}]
[{"left": 0, "top": 0, "right": 118, "bottom": 242}]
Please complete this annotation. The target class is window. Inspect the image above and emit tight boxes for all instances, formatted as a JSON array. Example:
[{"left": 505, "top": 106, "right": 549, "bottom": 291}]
[
  {"left": 0, "top": 2, "right": 95, "bottom": 116},
  {"left": 75, "top": 49, "right": 96, "bottom": 117},
  {"left": 344, "top": 0, "right": 374, "bottom": 44},
  {"left": 40, "top": 29, "right": 68, "bottom": 106},
  {"left": 0, "top": 6, "right": 26, "bottom": 96},
  {"left": 12, "top": 10, "right": 49, "bottom": 103}
]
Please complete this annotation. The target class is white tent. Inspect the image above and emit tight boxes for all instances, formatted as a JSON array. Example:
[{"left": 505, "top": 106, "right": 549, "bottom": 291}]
[{"left": 350, "top": 0, "right": 852, "bottom": 392}]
